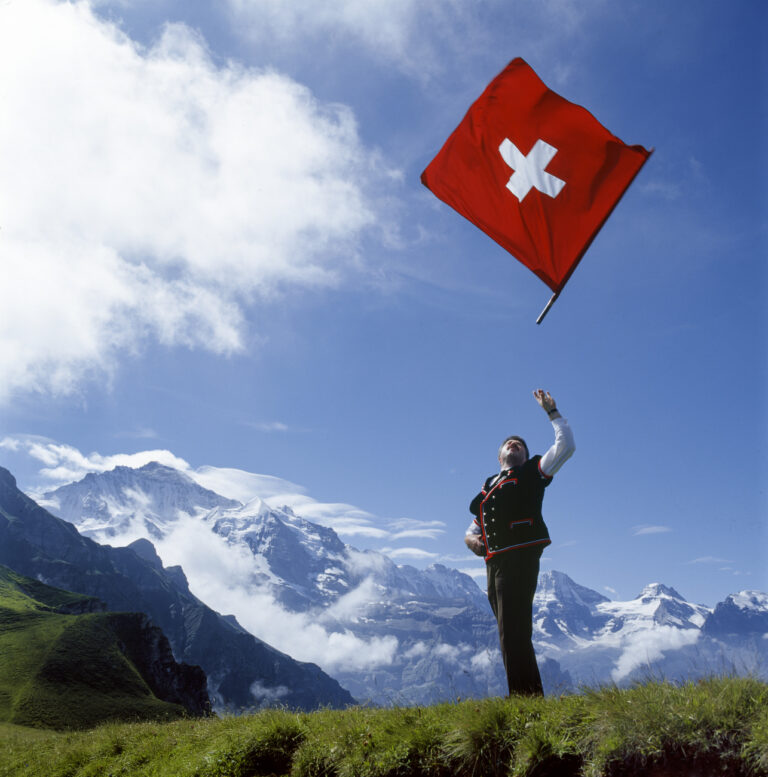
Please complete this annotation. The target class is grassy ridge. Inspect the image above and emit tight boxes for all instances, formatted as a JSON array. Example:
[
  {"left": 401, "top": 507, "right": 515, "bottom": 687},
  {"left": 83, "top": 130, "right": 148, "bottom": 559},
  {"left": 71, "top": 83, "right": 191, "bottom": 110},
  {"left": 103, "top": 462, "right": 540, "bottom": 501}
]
[
  {"left": 0, "top": 677, "right": 766, "bottom": 776},
  {"left": 0, "top": 566, "right": 188, "bottom": 729}
]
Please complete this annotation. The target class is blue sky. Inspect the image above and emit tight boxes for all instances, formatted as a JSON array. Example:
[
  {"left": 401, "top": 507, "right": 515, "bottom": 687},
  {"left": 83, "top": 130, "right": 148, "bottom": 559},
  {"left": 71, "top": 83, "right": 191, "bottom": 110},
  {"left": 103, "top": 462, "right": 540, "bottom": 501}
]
[{"left": 0, "top": 0, "right": 765, "bottom": 608}]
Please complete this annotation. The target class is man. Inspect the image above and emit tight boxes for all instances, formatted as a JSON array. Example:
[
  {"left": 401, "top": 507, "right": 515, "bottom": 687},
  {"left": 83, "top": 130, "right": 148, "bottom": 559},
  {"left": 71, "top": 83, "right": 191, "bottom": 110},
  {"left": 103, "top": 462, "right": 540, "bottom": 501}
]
[{"left": 465, "top": 389, "right": 574, "bottom": 696}]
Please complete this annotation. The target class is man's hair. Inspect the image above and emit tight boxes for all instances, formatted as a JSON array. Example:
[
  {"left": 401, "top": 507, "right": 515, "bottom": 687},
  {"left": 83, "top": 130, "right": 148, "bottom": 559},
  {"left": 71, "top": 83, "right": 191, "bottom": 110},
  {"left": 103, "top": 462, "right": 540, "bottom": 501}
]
[{"left": 498, "top": 435, "right": 529, "bottom": 461}]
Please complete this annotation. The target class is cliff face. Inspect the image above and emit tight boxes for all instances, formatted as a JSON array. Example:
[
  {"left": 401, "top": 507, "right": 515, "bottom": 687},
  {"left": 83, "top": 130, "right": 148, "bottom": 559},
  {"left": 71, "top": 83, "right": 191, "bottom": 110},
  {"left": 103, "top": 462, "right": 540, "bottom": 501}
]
[{"left": 105, "top": 612, "right": 210, "bottom": 717}]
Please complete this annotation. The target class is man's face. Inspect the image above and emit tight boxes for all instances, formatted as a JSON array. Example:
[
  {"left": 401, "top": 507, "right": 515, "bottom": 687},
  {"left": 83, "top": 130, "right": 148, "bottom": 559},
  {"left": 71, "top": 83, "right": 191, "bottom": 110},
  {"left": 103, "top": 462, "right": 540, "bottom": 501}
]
[{"left": 499, "top": 438, "right": 527, "bottom": 469}]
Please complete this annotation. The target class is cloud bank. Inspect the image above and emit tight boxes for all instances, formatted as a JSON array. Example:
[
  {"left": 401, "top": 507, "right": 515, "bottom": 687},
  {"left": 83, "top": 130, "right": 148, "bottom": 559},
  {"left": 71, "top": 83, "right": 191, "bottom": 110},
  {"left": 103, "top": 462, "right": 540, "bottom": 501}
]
[
  {"left": 0, "top": 0, "right": 387, "bottom": 403},
  {"left": 0, "top": 435, "right": 192, "bottom": 488},
  {"left": 152, "top": 514, "right": 399, "bottom": 673}
]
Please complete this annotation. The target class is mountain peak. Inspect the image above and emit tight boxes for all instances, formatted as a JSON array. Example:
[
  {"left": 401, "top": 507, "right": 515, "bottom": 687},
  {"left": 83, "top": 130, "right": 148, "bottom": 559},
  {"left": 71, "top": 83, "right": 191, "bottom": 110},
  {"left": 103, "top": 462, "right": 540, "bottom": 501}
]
[
  {"left": 728, "top": 591, "right": 768, "bottom": 611},
  {"left": 128, "top": 538, "right": 163, "bottom": 569},
  {"left": 636, "top": 582, "right": 684, "bottom": 601},
  {"left": 0, "top": 466, "right": 17, "bottom": 489},
  {"left": 136, "top": 461, "right": 176, "bottom": 473},
  {"left": 119, "top": 461, "right": 192, "bottom": 481},
  {"left": 702, "top": 590, "right": 768, "bottom": 637},
  {"left": 41, "top": 463, "right": 241, "bottom": 541},
  {"left": 537, "top": 570, "right": 610, "bottom": 606}
]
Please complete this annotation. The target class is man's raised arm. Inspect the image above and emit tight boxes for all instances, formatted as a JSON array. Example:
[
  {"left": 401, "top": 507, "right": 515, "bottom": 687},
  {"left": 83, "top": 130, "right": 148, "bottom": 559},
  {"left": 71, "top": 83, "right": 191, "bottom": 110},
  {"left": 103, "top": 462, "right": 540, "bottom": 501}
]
[{"left": 534, "top": 389, "right": 575, "bottom": 477}]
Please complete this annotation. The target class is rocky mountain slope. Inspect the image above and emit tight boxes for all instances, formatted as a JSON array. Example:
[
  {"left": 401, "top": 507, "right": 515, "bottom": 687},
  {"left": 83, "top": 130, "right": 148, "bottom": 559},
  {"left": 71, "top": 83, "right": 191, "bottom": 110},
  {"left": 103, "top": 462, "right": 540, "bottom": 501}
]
[{"left": 0, "top": 466, "right": 354, "bottom": 712}]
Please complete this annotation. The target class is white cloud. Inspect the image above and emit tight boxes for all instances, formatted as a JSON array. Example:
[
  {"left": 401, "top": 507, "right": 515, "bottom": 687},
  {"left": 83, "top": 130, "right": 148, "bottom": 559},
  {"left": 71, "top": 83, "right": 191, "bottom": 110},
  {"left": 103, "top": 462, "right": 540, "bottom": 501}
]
[
  {"left": 150, "top": 514, "right": 399, "bottom": 673},
  {"left": 246, "top": 421, "right": 291, "bottom": 433},
  {"left": 638, "top": 180, "right": 682, "bottom": 201},
  {"left": 389, "top": 518, "right": 446, "bottom": 540},
  {"left": 340, "top": 550, "right": 388, "bottom": 584},
  {"left": 0, "top": 0, "right": 388, "bottom": 403},
  {"left": 432, "top": 642, "right": 464, "bottom": 662},
  {"left": 322, "top": 576, "right": 381, "bottom": 622},
  {"left": 250, "top": 681, "right": 290, "bottom": 702},
  {"left": 403, "top": 641, "right": 428, "bottom": 659},
  {"left": 379, "top": 547, "right": 439, "bottom": 560},
  {"left": 687, "top": 556, "right": 734, "bottom": 565},
  {"left": 225, "top": 0, "right": 607, "bottom": 85},
  {"left": 279, "top": 498, "right": 379, "bottom": 529},
  {"left": 611, "top": 627, "right": 700, "bottom": 682},
  {"left": 470, "top": 648, "right": 497, "bottom": 671},
  {"left": 193, "top": 464, "right": 432, "bottom": 543},
  {"left": 119, "top": 427, "right": 161, "bottom": 440},
  {"left": 225, "top": 0, "right": 471, "bottom": 78},
  {"left": 0, "top": 435, "right": 191, "bottom": 490},
  {"left": 192, "top": 465, "right": 307, "bottom": 504},
  {"left": 632, "top": 525, "right": 673, "bottom": 536}
]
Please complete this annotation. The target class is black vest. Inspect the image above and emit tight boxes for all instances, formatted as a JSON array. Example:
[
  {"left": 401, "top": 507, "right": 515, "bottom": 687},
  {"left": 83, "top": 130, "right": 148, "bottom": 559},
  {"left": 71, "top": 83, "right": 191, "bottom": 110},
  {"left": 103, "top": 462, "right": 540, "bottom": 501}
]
[{"left": 469, "top": 455, "right": 552, "bottom": 560}]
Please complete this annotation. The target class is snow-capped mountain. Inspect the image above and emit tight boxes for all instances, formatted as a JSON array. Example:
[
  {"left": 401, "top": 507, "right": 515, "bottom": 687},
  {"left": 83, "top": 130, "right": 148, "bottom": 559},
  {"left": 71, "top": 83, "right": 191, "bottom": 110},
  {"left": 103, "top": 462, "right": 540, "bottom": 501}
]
[
  {"left": 533, "top": 576, "right": 715, "bottom": 685},
  {"left": 41, "top": 462, "right": 768, "bottom": 703},
  {"left": 41, "top": 462, "right": 239, "bottom": 540},
  {"left": 703, "top": 591, "right": 768, "bottom": 637},
  {"left": 533, "top": 569, "right": 612, "bottom": 647}
]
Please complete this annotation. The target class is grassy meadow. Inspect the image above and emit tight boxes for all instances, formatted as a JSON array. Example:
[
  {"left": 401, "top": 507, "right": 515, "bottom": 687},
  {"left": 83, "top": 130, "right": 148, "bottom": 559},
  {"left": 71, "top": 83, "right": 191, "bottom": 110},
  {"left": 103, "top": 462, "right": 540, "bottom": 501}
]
[{"left": 0, "top": 676, "right": 766, "bottom": 776}]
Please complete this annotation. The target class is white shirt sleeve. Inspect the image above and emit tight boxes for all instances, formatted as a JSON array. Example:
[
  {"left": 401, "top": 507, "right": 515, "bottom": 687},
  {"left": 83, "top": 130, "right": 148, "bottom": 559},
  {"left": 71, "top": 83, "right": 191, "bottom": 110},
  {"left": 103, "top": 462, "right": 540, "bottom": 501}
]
[{"left": 539, "top": 416, "right": 575, "bottom": 477}]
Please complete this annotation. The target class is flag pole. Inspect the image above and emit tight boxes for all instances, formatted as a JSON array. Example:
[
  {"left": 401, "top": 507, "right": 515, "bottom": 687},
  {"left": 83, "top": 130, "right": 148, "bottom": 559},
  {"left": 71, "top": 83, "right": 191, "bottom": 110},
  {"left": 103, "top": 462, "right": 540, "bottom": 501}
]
[
  {"left": 534, "top": 148, "right": 655, "bottom": 326},
  {"left": 536, "top": 291, "right": 559, "bottom": 324}
]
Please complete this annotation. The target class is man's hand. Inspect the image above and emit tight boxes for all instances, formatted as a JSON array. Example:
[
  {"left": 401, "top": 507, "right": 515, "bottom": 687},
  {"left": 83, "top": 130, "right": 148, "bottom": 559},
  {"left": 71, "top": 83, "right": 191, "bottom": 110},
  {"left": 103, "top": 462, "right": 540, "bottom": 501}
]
[
  {"left": 464, "top": 534, "right": 485, "bottom": 557},
  {"left": 534, "top": 389, "right": 560, "bottom": 418}
]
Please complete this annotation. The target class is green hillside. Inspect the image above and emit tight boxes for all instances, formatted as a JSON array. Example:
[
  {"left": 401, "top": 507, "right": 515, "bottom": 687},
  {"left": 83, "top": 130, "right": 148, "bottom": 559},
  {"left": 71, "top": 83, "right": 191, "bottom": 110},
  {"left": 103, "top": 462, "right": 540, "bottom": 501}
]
[
  {"left": 0, "top": 565, "right": 189, "bottom": 730},
  {"left": 0, "top": 676, "right": 766, "bottom": 776}
]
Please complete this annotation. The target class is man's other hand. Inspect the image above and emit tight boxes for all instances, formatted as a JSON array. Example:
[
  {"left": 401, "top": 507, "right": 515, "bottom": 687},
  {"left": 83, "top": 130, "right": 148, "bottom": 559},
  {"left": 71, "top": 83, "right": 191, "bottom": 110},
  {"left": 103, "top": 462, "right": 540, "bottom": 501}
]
[{"left": 464, "top": 534, "right": 485, "bottom": 556}]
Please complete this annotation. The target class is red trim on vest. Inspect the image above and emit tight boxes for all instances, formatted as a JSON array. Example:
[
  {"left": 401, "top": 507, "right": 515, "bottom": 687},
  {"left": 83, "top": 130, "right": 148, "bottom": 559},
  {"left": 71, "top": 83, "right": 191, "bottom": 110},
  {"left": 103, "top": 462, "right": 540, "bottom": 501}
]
[
  {"left": 478, "top": 476, "right": 519, "bottom": 555},
  {"left": 484, "top": 537, "right": 551, "bottom": 561}
]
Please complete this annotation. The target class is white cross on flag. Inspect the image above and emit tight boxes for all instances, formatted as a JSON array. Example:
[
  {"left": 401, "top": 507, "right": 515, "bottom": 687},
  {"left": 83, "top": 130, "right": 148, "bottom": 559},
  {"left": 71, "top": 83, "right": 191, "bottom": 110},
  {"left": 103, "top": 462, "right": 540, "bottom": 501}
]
[{"left": 421, "top": 58, "right": 651, "bottom": 312}]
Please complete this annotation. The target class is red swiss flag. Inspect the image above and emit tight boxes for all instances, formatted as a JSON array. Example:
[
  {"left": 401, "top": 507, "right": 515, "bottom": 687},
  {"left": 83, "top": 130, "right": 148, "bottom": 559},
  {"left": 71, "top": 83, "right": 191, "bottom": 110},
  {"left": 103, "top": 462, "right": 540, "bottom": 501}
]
[{"left": 421, "top": 58, "right": 651, "bottom": 295}]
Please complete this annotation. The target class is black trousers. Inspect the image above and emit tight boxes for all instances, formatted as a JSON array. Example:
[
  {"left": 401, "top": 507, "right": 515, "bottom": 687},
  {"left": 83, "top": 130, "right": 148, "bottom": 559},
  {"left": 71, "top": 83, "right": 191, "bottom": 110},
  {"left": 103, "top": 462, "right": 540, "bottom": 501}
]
[{"left": 486, "top": 547, "right": 543, "bottom": 696}]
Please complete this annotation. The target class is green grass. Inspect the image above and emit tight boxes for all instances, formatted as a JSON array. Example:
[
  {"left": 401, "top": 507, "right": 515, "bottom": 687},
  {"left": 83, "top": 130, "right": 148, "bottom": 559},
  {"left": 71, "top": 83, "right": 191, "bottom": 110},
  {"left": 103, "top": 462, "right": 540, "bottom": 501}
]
[
  {"left": 0, "top": 566, "right": 189, "bottom": 730},
  {"left": 0, "top": 567, "right": 100, "bottom": 614},
  {"left": 0, "top": 677, "right": 765, "bottom": 776}
]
